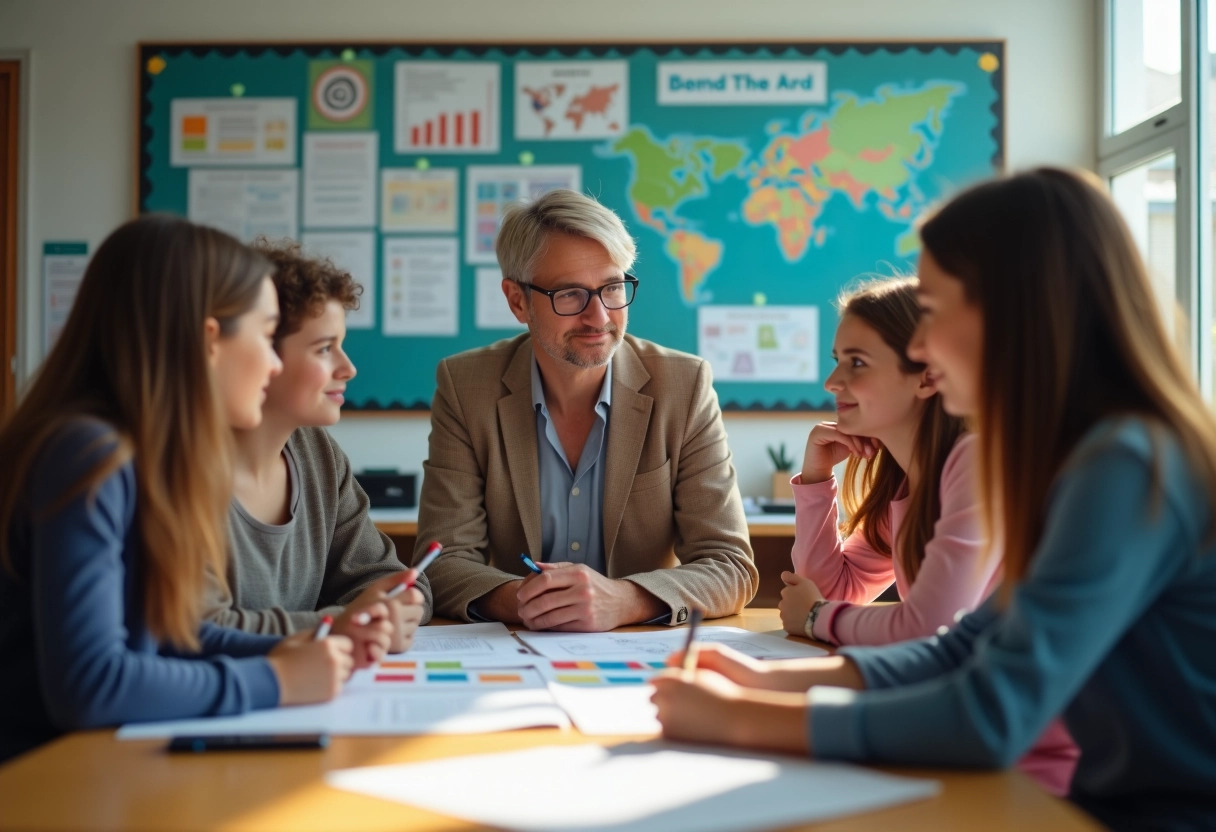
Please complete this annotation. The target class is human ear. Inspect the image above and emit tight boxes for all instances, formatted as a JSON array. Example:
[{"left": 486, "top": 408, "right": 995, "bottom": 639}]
[
  {"left": 502, "top": 279, "right": 530, "bottom": 325},
  {"left": 203, "top": 317, "right": 222, "bottom": 368},
  {"left": 914, "top": 368, "right": 937, "bottom": 400}
]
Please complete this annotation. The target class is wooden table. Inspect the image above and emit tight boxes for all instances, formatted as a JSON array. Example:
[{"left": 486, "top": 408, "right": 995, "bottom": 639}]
[
  {"left": 0, "top": 610, "right": 1099, "bottom": 831},
  {"left": 371, "top": 509, "right": 801, "bottom": 607}
]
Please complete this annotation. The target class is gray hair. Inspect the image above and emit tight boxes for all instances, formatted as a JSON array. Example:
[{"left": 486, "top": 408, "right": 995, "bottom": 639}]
[{"left": 495, "top": 189, "right": 637, "bottom": 285}]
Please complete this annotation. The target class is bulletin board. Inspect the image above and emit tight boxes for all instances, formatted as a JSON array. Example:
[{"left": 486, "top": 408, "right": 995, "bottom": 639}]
[{"left": 137, "top": 40, "right": 1004, "bottom": 411}]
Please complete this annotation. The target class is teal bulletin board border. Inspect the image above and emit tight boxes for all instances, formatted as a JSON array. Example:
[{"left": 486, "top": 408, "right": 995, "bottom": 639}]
[{"left": 138, "top": 40, "right": 1004, "bottom": 411}]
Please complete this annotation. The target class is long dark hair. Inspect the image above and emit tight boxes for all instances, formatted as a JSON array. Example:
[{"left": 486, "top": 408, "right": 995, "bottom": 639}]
[
  {"left": 838, "top": 278, "right": 967, "bottom": 583},
  {"left": 0, "top": 215, "right": 271, "bottom": 649},
  {"left": 919, "top": 167, "right": 1216, "bottom": 586}
]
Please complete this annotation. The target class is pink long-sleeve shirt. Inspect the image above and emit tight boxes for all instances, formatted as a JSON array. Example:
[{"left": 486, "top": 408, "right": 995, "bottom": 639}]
[
  {"left": 790, "top": 433, "right": 1078, "bottom": 796},
  {"left": 791, "top": 434, "right": 999, "bottom": 646}
]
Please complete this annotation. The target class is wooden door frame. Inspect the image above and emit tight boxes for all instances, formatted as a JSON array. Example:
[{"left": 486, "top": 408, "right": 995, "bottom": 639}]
[{"left": 0, "top": 58, "right": 20, "bottom": 416}]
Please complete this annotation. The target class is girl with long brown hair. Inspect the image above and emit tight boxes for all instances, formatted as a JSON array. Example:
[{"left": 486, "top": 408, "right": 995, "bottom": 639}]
[
  {"left": 0, "top": 215, "right": 386, "bottom": 763},
  {"left": 777, "top": 277, "right": 1076, "bottom": 795},
  {"left": 652, "top": 168, "right": 1216, "bottom": 830}
]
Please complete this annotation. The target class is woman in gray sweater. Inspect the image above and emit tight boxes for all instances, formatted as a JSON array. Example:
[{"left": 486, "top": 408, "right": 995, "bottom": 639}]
[{"left": 206, "top": 240, "right": 431, "bottom": 655}]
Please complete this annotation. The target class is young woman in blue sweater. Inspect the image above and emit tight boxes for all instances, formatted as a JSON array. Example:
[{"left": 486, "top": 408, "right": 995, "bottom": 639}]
[
  {"left": 652, "top": 168, "right": 1216, "bottom": 831},
  {"left": 0, "top": 215, "right": 390, "bottom": 762}
]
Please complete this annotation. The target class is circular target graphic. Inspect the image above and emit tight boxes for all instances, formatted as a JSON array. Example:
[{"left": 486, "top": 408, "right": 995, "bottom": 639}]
[{"left": 313, "top": 66, "right": 367, "bottom": 122}]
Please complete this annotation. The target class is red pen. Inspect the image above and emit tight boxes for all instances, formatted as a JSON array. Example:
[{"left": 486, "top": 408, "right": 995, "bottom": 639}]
[
  {"left": 313, "top": 614, "right": 334, "bottom": 640},
  {"left": 385, "top": 541, "right": 443, "bottom": 599}
]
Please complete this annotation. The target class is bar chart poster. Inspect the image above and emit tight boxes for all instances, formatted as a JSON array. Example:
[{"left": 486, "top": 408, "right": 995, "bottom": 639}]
[{"left": 394, "top": 62, "right": 500, "bottom": 154}]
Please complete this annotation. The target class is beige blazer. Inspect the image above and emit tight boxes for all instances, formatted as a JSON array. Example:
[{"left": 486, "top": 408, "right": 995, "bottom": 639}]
[{"left": 415, "top": 333, "right": 758, "bottom": 624}]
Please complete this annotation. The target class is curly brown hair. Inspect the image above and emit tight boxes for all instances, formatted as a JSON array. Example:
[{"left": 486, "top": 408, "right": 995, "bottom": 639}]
[{"left": 253, "top": 238, "right": 363, "bottom": 346}]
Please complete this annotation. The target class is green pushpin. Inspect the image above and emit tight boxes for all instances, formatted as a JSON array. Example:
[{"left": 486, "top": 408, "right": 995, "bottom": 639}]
[
  {"left": 341, "top": 48, "right": 356, "bottom": 61},
  {"left": 519, "top": 151, "right": 535, "bottom": 166},
  {"left": 415, "top": 158, "right": 430, "bottom": 171},
  {"left": 753, "top": 292, "right": 767, "bottom": 306},
  {"left": 230, "top": 82, "right": 246, "bottom": 97}
]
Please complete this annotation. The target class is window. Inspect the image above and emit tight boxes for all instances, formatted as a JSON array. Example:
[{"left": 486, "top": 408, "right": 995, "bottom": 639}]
[{"left": 1100, "top": 0, "right": 1208, "bottom": 395}]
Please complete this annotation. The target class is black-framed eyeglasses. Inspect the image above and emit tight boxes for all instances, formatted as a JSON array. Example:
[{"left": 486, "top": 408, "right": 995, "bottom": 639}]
[{"left": 520, "top": 275, "right": 639, "bottom": 316}]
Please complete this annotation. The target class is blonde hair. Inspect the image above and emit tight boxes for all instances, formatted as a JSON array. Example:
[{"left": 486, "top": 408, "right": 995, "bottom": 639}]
[
  {"left": 0, "top": 215, "right": 271, "bottom": 650},
  {"left": 919, "top": 167, "right": 1216, "bottom": 589},
  {"left": 836, "top": 278, "right": 967, "bottom": 583},
  {"left": 495, "top": 189, "right": 636, "bottom": 284}
]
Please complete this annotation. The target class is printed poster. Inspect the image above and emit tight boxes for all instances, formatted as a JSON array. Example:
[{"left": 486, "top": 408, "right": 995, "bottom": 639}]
[
  {"left": 382, "top": 237, "right": 459, "bottom": 336},
  {"left": 465, "top": 165, "right": 581, "bottom": 264},
  {"left": 300, "top": 231, "right": 377, "bottom": 330},
  {"left": 394, "top": 62, "right": 500, "bottom": 154},
  {"left": 309, "top": 59, "right": 374, "bottom": 130},
  {"left": 170, "top": 98, "right": 296, "bottom": 166},
  {"left": 475, "top": 267, "right": 526, "bottom": 330},
  {"left": 187, "top": 169, "right": 299, "bottom": 242},
  {"left": 42, "top": 242, "right": 89, "bottom": 354},
  {"left": 515, "top": 61, "right": 628, "bottom": 140},
  {"left": 381, "top": 168, "right": 458, "bottom": 233},
  {"left": 698, "top": 305, "right": 819, "bottom": 382},
  {"left": 302, "top": 132, "right": 378, "bottom": 228}
]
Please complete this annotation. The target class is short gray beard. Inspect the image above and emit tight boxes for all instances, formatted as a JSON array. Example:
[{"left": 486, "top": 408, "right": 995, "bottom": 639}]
[{"left": 528, "top": 306, "right": 625, "bottom": 369}]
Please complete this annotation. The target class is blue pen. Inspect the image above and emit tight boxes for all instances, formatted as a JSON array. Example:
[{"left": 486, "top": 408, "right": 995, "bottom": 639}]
[{"left": 520, "top": 552, "right": 543, "bottom": 574}]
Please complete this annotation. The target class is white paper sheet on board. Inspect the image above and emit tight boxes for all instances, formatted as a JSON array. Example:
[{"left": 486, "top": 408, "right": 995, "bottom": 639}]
[
  {"left": 302, "top": 131, "right": 378, "bottom": 228},
  {"left": 381, "top": 236, "right": 458, "bottom": 336},
  {"left": 300, "top": 231, "right": 376, "bottom": 329}
]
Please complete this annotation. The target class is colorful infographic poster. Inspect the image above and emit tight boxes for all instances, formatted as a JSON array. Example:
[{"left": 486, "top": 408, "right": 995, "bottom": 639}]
[
  {"left": 170, "top": 98, "right": 296, "bottom": 167},
  {"left": 395, "top": 62, "right": 500, "bottom": 154}
]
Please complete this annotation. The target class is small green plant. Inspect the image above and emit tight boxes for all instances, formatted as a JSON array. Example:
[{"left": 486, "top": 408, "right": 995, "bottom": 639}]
[{"left": 767, "top": 442, "right": 794, "bottom": 472}]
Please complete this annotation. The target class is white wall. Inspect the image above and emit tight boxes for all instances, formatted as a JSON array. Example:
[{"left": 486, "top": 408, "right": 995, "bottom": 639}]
[{"left": 0, "top": 0, "right": 1096, "bottom": 497}]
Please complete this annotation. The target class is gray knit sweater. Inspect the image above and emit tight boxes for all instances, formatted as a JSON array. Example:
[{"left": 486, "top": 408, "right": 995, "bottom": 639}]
[{"left": 206, "top": 426, "right": 432, "bottom": 634}]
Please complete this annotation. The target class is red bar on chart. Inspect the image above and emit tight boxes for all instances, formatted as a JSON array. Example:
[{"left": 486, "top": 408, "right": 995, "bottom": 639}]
[
  {"left": 411, "top": 126, "right": 420, "bottom": 145},
  {"left": 455, "top": 112, "right": 463, "bottom": 145},
  {"left": 425, "top": 120, "right": 433, "bottom": 145},
  {"left": 439, "top": 113, "right": 446, "bottom": 145},
  {"left": 471, "top": 111, "right": 480, "bottom": 146}
]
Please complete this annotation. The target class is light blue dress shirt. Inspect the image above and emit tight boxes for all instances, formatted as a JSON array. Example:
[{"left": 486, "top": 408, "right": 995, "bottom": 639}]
[{"left": 531, "top": 355, "right": 611, "bottom": 572}]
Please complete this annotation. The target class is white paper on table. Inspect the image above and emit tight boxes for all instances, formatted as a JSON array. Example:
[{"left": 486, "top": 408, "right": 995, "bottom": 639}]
[
  {"left": 516, "top": 626, "right": 828, "bottom": 661},
  {"left": 117, "top": 666, "right": 568, "bottom": 739},
  {"left": 545, "top": 683, "right": 659, "bottom": 736},
  {"left": 326, "top": 742, "right": 941, "bottom": 832},
  {"left": 302, "top": 132, "right": 378, "bottom": 228},
  {"left": 398, "top": 622, "right": 537, "bottom": 663}
]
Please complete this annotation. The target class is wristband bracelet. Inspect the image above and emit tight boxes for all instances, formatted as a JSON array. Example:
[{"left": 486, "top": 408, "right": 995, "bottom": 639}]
[{"left": 804, "top": 599, "right": 830, "bottom": 641}]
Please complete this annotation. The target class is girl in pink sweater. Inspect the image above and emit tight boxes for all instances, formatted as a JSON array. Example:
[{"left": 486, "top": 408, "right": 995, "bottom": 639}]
[{"left": 778, "top": 277, "right": 1077, "bottom": 795}]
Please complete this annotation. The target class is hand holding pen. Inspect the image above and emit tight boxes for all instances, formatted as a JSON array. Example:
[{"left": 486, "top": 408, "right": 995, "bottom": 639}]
[{"left": 267, "top": 615, "right": 355, "bottom": 706}]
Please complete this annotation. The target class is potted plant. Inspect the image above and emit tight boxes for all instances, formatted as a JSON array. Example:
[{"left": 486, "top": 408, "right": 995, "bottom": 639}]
[{"left": 767, "top": 442, "right": 795, "bottom": 500}]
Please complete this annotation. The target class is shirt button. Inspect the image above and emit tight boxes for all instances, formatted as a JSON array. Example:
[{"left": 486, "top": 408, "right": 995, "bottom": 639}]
[
  {"left": 571, "top": 487, "right": 580, "bottom": 496},
  {"left": 570, "top": 542, "right": 581, "bottom": 551},
  {"left": 936, "top": 625, "right": 950, "bottom": 637}
]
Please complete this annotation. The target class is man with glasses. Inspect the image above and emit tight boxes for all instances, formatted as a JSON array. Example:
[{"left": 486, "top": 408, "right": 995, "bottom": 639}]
[{"left": 416, "top": 189, "right": 757, "bottom": 630}]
